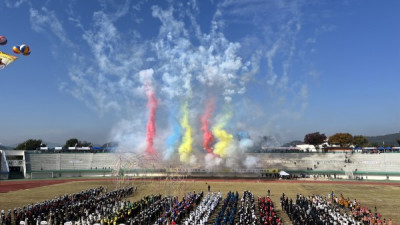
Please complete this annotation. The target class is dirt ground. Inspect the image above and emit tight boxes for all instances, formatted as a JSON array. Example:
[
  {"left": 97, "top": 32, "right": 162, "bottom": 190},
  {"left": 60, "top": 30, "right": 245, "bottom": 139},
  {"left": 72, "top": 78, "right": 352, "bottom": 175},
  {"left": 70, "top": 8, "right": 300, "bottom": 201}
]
[{"left": 1, "top": 178, "right": 399, "bottom": 224}]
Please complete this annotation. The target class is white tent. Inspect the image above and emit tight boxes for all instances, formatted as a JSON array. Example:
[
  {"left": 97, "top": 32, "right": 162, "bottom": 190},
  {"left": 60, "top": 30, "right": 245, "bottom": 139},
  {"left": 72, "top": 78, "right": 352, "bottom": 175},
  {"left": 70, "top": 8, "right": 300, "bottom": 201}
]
[{"left": 279, "top": 170, "right": 290, "bottom": 176}]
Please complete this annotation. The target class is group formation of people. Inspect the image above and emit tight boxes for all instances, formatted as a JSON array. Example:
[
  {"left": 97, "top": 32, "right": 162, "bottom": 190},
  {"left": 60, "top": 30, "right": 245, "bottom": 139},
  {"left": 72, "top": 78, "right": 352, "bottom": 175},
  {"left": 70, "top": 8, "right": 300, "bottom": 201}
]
[
  {"left": 182, "top": 192, "right": 222, "bottom": 224},
  {"left": 237, "top": 191, "right": 257, "bottom": 225},
  {"left": 214, "top": 191, "right": 239, "bottom": 225},
  {"left": 280, "top": 192, "right": 396, "bottom": 225},
  {"left": 154, "top": 192, "right": 203, "bottom": 225},
  {"left": 0, "top": 186, "right": 136, "bottom": 225},
  {"left": 281, "top": 193, "right": 356, "bottom": 224},
  {"left": 258, "top": 195, "right": 282, "bottom": 225},
  {"left": 2, "top": 186, "right": 396, "bottom": 225},
  {"left": 331, "top": 194, "right": 395, "bottom": 225}
]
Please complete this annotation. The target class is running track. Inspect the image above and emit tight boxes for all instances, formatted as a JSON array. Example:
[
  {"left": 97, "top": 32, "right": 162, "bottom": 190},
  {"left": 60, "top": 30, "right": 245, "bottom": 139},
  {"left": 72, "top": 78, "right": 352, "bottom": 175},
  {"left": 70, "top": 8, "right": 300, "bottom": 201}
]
[{"left": 1, "top": 178, "right": 400, "bottom": 193}]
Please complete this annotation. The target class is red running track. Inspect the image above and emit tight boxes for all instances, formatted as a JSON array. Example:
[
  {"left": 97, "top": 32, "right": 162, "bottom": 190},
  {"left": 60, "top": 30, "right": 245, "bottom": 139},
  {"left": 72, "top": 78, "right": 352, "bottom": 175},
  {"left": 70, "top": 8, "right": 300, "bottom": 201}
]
[{"left": 1, "top": 178, "right": 400, "bottom": 193}]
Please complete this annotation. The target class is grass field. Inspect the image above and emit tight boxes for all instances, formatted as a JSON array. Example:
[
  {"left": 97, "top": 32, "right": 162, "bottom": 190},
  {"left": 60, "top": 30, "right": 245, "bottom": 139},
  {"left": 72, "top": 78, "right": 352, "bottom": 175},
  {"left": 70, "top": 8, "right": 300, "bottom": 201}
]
[{"left": 1, "top": 178, "right": 399, "bottom": 224}]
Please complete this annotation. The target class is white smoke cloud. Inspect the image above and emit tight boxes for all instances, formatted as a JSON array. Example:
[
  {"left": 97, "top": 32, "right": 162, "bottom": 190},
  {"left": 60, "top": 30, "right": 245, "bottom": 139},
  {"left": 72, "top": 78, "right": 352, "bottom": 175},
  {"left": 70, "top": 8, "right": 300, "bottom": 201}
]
[
  {"left": 243, "top": 156, "right": 258, "bottom": 169},
  {"left": 110, "top": 118, "right": 146, "bottom": 154},
  {"left": 204, "top": 153, "right": 222, "bottom": 168},
  {"left": 24, "top": 0, "right": 320, "bottom": 160}
]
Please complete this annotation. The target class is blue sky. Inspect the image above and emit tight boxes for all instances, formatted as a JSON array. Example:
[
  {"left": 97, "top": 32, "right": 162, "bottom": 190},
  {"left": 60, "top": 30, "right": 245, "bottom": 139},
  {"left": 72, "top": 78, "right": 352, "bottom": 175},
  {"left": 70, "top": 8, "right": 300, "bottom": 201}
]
[{"left": 0, "top": 0, "right": 399, "bottom": 148}]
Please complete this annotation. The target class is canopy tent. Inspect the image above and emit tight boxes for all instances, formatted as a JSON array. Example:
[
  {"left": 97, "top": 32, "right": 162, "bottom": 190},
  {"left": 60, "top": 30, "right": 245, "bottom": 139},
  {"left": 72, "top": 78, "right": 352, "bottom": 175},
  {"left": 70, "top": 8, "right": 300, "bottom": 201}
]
[{"left": 279, "top": 170, "right": 290, "bottom": 176}]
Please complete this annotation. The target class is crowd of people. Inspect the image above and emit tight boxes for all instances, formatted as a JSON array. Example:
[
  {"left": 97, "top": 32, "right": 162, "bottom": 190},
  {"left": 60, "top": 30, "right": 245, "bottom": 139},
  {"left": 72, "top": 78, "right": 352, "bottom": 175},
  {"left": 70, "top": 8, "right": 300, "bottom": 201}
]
[
  {"left": 0, "top": 186, "right": 135, "bottom": 225},
  {"left": 331, "top": 194, "right": 395, "bottom": 225},
  {"left": 1, "top": 186, "right": 396, "bottom": 225},
  {"left": 281, "top": 193, "right": 359, "bottom": 224},
  {"left": 280, "top": 192, "right": 396, "bottom": 225},
  {"left": 258, "top": 195, "right": 282, "bottom": 225},
  {"left": 237, "top": 190, "right": 257, "bottom": 225},
  {"left": 182, "top": 192, "right": 222, "bottom": 224},
  {"left": 214, "top": 191, "right": 239, "bottom": 225},
  {"left": 154, "top": 192, "right": 203, "bottom": 225}
]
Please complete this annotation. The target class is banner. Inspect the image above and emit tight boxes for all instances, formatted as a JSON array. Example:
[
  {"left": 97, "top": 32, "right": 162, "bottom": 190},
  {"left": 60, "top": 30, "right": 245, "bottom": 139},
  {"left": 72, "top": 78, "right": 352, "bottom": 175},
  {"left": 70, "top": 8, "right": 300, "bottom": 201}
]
[{"left": 0, "top": 51, "right": 17, "bottom": 69}]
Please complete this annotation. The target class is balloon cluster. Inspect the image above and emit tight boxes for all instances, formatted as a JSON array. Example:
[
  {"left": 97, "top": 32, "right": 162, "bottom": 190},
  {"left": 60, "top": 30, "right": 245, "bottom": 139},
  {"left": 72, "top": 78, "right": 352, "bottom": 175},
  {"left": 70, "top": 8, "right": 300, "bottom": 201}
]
[
  {"left": 0, "top": 34, "right": 31, "bottom": 56},
  {"left": 13, "top": 44, "right": 31, "bottom": 56}
]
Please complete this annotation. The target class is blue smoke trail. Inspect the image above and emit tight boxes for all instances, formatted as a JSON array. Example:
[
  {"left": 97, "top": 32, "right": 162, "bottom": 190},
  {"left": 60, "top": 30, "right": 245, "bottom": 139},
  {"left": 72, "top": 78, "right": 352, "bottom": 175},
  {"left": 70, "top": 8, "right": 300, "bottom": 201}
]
[{"left": 164, "top": 106, "right": 181, "bottom": 160}]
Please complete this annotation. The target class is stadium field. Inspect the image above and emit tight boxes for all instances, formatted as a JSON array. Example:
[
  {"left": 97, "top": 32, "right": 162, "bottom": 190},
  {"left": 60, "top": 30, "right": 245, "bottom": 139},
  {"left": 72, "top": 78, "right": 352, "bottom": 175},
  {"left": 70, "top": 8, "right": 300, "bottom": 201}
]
[{"left": 1, "top": 178, "right": 399, "bottom": 224}]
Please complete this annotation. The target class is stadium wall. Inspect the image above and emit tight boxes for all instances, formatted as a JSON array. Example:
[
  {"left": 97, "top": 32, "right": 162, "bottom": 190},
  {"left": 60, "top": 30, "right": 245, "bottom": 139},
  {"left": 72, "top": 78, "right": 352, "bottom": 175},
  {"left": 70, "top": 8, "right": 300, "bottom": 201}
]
[{"left": 25, "top": 152, "right": 400, "bottom": 180}]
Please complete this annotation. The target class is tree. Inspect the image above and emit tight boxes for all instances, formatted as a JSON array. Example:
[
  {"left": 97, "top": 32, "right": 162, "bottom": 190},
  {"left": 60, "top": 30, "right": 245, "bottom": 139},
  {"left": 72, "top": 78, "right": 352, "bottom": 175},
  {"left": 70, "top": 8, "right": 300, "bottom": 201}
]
[
  {"left": 328, "top": 133, "right": 353, "bottom": 147},
  {"left": 15, "top": 139, "right": 42, "bottom": 150},
  {"left": 397, "top": 139, "right": 400, "bottom": 146},
  {"left": 64, "top": 138, "right": 79, "bottom": 148},
  {"left": 64, "top": 138, "right": 92, "bottom": 148},
  {"left": 352, "top": 135, "right": 369, "bottom": 147},
  {"left": 304, "top": 132, "right": 327, "bottom": 146}
]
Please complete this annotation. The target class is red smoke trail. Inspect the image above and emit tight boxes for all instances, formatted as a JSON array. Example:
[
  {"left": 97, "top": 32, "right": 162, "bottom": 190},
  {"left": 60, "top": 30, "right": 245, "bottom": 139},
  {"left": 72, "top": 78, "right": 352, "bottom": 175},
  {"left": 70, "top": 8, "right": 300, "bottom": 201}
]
[
  {"left": 201, "top": 99, "right": 215, "bottom": 153},
  {"left": 146, "top": 91, "right": 158, "bottom": 155}
]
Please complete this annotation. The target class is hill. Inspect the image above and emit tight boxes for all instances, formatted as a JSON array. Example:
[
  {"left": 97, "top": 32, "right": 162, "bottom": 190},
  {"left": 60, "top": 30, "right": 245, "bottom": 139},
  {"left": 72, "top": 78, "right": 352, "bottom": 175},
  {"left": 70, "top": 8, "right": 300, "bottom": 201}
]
[
  {"left": 0, "top": 144, "right": 13, "bottom": 150},
  {"left": 365, "top": 133, "right": 400, "bottom": 146}
]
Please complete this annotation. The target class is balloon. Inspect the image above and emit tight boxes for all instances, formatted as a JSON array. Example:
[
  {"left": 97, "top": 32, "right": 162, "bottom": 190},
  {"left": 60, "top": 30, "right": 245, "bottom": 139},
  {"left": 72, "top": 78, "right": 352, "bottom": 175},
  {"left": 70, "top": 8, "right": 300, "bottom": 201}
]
[
  {"left": 19, "top": 44, "right": 30, "bottom": 54},
  {"left": 0, "top": 36, "right": 7, "bottom": 46},
  {"left": 12, "top": 45, "right": 21, "bottom": 54},
  {"left": 23, "top": 52, "right": 31, "bottom": 56}
]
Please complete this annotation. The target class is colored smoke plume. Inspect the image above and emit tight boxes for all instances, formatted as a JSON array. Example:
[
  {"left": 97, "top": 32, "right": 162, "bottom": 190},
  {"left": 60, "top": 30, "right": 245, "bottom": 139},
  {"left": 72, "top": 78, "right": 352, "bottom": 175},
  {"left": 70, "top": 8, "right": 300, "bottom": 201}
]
[
  {"left": 140, "top": 69, "right": 158, "bottom": 156},
  {"left": 178, "top": 101, "right": 194, "bottom": 162},
  {"left": 165, "top": 110, "right": 181, "bottom": 160},
  {"left": 212, "top": 111, "right": 233, "bottom": 158},
  {"left": 201, "top": 99, "right": 215, "bottom": 153},
  {"left": 145, "top": 92, "right": 158, "bottom": 155}
]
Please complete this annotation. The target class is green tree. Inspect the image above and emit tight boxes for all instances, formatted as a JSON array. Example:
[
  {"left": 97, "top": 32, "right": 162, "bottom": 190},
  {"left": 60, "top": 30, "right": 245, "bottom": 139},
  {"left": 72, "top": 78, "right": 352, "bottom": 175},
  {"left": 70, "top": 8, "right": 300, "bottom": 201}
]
[
  {"left": 397, "top": 139, "right": 400, "bottom": 146},
  {"left": 64, "top": 138, "right": 79, "bottom": 148},
  {"left": 328, "top": 133, "right": 353, "bottom": 147},
  {"left": 64, "top": 138, "right": 92, "bottom": 148},
  {"left": 352, "top": 135, "right": 369, "bottom": 147},
  {"left": 304, "top": 132, "right": 327, "bottom": 146},
  {"left": 15, "top": 139, "right": 42, "bottom": 150}
]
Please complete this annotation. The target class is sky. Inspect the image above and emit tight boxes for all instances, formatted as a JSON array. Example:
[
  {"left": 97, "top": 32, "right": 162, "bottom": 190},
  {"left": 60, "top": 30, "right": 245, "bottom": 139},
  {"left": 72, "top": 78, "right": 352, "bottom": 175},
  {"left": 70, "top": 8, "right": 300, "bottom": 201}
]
[{"left": 0, "top": 0, "right": 399, "bottom": 150}]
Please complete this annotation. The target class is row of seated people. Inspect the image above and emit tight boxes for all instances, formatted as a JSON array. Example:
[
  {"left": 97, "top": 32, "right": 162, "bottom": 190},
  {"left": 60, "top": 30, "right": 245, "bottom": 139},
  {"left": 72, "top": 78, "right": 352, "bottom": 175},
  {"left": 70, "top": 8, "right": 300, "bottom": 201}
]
[
  {"left": 237, "top": 190, "right": 257, "bottom": 225},
  {"left": 258, "top": 195, "right": 282, "bottom": 225},
  {"left": 331, "top": 194, "right": 395, "bottom": 225},
  {"left": 0, "top": 186, "right": 136, "bottom": 225},
  {"left": 214, "top": 191, "right": 239, "bottom": 225},
  {"left": 181, "top": 192, "right": 222, "bottom": 225},
  {"left": 281, "top": 193, "right": 362, "bottom": 225}
]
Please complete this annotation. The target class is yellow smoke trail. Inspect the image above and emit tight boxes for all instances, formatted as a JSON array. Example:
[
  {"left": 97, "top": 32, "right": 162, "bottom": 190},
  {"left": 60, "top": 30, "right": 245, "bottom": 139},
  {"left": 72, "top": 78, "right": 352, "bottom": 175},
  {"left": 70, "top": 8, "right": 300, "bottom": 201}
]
[
  {"left": 212, "top": 111, "right": 233, "bottom": 158},
  {"left": 178, "top": 101, "right": 193, "bottom": 162}
]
